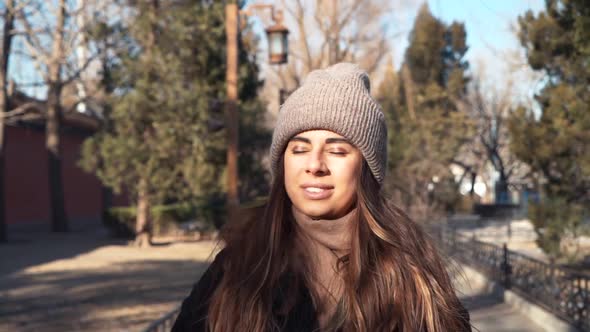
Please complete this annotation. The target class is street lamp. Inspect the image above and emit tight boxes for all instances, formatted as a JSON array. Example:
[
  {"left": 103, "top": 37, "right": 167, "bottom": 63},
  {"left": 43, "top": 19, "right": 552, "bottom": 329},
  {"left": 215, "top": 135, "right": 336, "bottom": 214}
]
[
  {"left": 225, "top": 3, "right": 289, "bottom": 222},
  {"left": 265, "top": 14, "right": 289, "bottom": 64},
  {"left": 241, "top": 4, "right": 289, "bottom": 64}
]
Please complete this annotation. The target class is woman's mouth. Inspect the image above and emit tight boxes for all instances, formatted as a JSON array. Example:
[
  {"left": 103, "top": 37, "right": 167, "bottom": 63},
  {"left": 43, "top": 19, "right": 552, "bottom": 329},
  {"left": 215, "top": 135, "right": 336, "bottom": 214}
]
[{"left": 301, "top": 185, "right": 334, "bottom": 200}]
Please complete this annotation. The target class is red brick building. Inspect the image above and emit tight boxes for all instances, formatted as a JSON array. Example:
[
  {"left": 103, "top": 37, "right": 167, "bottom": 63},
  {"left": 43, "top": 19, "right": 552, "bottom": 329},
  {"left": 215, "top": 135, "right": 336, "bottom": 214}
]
[{"left": 5, "top": 91, "right": 125, "bottom": 231}]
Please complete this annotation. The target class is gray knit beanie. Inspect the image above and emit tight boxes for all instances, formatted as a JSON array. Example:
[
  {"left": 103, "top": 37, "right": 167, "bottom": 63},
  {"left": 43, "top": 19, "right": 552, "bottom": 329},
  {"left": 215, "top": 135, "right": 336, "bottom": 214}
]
[{"left": 270, "top": 62, "right": 387, "bottom": 184}]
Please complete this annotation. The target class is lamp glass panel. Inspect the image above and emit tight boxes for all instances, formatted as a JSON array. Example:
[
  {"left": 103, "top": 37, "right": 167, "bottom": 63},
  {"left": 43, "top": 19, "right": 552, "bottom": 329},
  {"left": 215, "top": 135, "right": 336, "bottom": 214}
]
[{"left": 269, "top": 32, "right": 284, "bottom": 56}]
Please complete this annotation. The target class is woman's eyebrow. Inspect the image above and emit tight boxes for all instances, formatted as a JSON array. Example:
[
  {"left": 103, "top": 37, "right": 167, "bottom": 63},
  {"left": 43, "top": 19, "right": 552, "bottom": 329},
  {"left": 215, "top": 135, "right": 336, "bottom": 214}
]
[
  {"left": 325, "top": 138, "right": 351, "bottom": 144},
  {"left": 289, "top": 136, "right": 310, "bottom": 143},
  {"left": 288, "top": 136, "right": 351, "bottom": 144}
]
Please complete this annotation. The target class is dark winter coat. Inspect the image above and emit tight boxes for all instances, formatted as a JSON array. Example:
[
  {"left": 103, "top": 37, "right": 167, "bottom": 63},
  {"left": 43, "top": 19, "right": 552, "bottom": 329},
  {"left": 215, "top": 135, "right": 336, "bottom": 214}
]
[{"left": 171, "top": 251, "right": 472, "bottom": 332}]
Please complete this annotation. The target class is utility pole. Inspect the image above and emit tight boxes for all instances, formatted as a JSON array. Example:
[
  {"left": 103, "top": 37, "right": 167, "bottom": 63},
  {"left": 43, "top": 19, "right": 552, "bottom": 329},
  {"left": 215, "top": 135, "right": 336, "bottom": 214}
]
[
  {"left": 225, "top": 2, "right": 288, "bottom": 223},
  {"left": 225, "top": 3, "right": 239, "bottom": 222}
]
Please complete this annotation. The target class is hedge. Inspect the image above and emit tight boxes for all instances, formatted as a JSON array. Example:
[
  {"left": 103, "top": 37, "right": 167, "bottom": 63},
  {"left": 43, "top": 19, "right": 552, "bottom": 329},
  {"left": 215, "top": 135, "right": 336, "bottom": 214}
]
[{"left": 104, "top": 198, "right": 226, "bottom": 238}]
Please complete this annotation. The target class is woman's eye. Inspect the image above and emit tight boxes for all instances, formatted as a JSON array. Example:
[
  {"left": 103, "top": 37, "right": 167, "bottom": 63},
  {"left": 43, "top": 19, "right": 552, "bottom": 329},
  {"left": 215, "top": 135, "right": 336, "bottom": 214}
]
[
  {"left": 291, "top": 148, "right": 307, "bottom": 154},
  {"left": 329, "top": 150, "right": 347, "bottom": 155}
]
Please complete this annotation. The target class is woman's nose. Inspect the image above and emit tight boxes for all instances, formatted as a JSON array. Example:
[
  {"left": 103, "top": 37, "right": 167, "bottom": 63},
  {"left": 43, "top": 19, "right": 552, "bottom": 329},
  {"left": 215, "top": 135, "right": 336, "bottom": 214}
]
[{"left": 306, "top": 151, "right": 328, "bottom": 175}]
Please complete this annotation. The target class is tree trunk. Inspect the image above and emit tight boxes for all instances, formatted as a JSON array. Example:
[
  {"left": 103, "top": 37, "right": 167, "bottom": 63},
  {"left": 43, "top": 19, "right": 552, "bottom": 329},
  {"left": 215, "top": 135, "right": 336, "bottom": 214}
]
[
  {"left": 401, "top": 63, "right": 416, "bottom": 120},
  {"left": 0, "top": 0, "right": 16, "bottom": 241},
  {"left": 131, "top": 0, "right": 157, "bottom": 247},
  {"left": 99, "top": 33, "right": 114, "bottom": 224},
  {"left": 101, "top": 186, "right": 112, "bottom": 223},
  {"left": 328, "top": 0, "right": 339, "bottom": 65},
  {"left": 225, "top": 3, "right": 239, "bottom": 223},
  {"left": 495, "top": 176, "right": 510, "bottom": 204},
  {"left": 47, "top": 84, "right": 68, "bottom": 231},
  {"left": 469, "top": 171, "right": 476, "bottom": 197},
  {"left": 47, "top": 0, "right": 68, "bottom": 232},
  {"left": 134, "top": 178, "right": 151, "bottom": 247}
]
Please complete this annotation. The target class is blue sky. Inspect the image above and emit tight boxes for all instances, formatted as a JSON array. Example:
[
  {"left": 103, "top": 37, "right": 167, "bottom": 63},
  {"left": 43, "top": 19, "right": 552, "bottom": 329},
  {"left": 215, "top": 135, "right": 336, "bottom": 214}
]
[
  {"left": 391, "top": 0, "right": 546, "bottom": 102},
  {"left": 425, "top": 0, "right": 543, "bottom": 67},
  {"left": 424, "top": 0, "right": 544, "bottom": 57}
]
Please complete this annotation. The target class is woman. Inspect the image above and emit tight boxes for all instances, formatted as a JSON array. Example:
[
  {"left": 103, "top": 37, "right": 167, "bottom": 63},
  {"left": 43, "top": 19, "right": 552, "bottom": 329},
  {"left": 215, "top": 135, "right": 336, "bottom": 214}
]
[{"left": 172, "top": 63, "right": 471, "bottom": 332}]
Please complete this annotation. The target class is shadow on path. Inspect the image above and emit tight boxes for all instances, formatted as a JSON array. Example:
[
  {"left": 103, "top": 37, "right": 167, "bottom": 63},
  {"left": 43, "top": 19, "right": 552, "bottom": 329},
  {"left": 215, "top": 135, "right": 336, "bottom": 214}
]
[
  {"left": 0, "top": 228, "right": 126, "bottom": 276},
  {"left": 0, "top": 258, "right": 209, "bottom": 332}
]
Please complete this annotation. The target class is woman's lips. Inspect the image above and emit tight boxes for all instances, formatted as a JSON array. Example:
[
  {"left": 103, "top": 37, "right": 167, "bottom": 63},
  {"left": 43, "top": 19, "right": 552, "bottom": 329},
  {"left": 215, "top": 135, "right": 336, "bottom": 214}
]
[{"left": 301, "top": 185, "right": 334, "bottom": 200}]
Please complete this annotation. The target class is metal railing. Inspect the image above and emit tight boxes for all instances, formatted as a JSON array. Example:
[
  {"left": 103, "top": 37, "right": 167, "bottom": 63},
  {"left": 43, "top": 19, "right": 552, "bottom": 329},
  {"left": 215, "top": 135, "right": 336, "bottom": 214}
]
[
  {"left": 143, "top": 305, "right": 181, "bottom": 332},
  {"left": 435, "top": 226, "right": 590, "bottom": 331}
]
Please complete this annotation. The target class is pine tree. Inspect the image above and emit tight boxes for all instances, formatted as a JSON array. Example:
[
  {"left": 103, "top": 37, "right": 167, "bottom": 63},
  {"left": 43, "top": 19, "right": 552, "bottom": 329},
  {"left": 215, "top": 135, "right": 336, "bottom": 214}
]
[
  {"left": 379, "top": 4, "right": 472, "bottom": 219},
  {"left": 80, "top": 1, "right": 269, "bottom": 244},
  {"left": 509, "top": 0, "right": 590, "bottom": 258}
]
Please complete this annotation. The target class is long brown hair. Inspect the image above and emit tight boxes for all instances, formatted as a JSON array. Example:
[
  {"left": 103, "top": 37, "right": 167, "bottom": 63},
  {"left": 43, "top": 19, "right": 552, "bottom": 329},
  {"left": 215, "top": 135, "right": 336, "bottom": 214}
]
[{"left": 207, "top": 159, "right": 469, "bottom": 331}]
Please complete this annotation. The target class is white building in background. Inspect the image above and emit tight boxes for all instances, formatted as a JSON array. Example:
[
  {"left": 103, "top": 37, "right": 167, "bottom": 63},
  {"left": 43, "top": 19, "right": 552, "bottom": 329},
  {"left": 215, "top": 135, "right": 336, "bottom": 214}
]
[
  {"left": 74, "top": 0, "right": 107, "bottom": 116},
  {"left": 75, "top": 0, "right": 89, "bottom": 114},
  {"left": 450, "top": 163, "right": 492, "bottom": 204},
  {"left": 450, "top": 160, "right": 531, "bottom": 208}
]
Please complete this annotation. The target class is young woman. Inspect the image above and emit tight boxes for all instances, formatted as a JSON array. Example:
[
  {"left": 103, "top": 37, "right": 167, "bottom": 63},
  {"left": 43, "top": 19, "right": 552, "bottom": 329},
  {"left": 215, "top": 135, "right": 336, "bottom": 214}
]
[{"left": 172, "top": 63, "right": 471, "bottom": 332}]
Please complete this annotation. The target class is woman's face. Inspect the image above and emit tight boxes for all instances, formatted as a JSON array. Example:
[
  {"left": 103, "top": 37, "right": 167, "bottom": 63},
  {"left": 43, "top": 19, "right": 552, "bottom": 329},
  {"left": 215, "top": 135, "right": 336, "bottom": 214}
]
[{"left": 284, "top": 130, "right": 362, "bottom": 219}]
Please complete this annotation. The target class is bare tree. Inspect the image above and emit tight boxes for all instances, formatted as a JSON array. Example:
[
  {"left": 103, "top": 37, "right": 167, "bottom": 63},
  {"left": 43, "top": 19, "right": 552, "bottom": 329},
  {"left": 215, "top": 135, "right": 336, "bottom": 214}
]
[
  {"left": 458, "top": 71, "right": 528, "bottom": 203},
  {"left": 0, "top": 0, "right": 17, "bottom": 241},
  {"left": 269, "top": 0, "right": 394, "bottom": 94},
  {"left": 16, "top": 0, "right": 108, "bottom": 231}
]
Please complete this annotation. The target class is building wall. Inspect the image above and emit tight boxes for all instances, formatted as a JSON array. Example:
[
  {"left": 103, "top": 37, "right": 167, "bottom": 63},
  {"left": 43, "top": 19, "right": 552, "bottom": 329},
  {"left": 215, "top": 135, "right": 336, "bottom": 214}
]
[
  {"left": 5, "top": 125, "right": 51, "bottom": 224},
  {"left": 4, "top": 125, "right": 105, "bottom": 227},
  {"left": 61, "top": 128, "right": 103, "bottom": 223}
]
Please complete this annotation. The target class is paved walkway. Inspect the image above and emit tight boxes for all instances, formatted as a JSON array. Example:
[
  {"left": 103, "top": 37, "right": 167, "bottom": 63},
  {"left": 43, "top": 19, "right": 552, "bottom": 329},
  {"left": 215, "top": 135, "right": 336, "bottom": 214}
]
[
  {"left": 456, "top": 276, "right": 547, "bottom": 332},
  {"left": 0, "top": 229, "right": 218, "bottom": 332},
  {"left": 450, "top": 215, "right": 549, "bottom": 261},
  {"left": 448, "top": 216, "right": 551, "bottom": 331}
]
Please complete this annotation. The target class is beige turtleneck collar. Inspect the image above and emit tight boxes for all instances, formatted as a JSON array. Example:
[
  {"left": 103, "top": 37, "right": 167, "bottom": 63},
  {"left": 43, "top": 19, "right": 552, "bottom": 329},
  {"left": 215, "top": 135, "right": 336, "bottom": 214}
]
[
  {"left": 291, "top": 206, "right": 357, "bottom": 327},
  {"left": 292, "top": 206, "right": 356, "bottom": 249}
]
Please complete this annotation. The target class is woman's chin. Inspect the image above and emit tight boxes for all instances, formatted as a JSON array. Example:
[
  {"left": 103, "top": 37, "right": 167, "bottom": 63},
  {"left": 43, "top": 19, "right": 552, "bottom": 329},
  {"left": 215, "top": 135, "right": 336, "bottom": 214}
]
[
  {"left": 292, "top": 204, "right": 326, "bottom": 219},
  {"left": 294, "top": 204, "right": 346, "bottom": 220}
]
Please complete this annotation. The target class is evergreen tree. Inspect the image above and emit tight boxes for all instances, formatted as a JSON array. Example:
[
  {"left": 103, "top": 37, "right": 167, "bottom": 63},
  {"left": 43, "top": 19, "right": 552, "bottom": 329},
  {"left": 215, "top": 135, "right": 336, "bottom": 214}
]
[
  {"left": 377, "top": 57, "right": 404, "bottom": 176},
  {"left": 80, "top": 1, "right": 269, "bottom": 245},
  {"left": 509, "top": 0, "right": 590, "bottom": 258},
  {"left": 379, "top": 4, "right": 472, "bottom": 219}
]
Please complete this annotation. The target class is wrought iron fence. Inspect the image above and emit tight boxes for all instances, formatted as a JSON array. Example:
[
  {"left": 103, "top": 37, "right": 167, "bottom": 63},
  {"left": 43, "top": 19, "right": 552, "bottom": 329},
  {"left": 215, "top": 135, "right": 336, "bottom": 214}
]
[
  {"left": 435, "top": 226, "right": 590, "bottom": 332},
  {"left": 143, "top": 305, "right": 180, "bottom": 332}
]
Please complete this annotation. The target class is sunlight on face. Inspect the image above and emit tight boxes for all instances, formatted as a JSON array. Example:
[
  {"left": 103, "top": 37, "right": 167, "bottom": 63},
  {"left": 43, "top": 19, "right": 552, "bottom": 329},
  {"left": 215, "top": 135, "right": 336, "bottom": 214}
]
[{"left": 283, "top": 130, "right": 362, "bottom": 219}]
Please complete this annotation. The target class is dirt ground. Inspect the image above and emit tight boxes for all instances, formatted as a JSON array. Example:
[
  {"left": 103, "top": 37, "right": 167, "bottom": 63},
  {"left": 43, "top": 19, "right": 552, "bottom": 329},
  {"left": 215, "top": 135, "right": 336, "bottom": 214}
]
[{"left": 0, "top": 229, "right": 219, "bottom": 332}]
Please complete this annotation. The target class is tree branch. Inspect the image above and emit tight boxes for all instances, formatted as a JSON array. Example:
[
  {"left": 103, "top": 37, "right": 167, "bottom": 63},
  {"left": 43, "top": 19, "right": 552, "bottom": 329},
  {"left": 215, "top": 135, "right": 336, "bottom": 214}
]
[
  {"left": 62, "top": 51, "right": 100, "bottom": 85},
  {"left": 1, "top": 101, "right": 44, "bottom": 118},
  {"left": 18, "top": 9, "right": 51, "bottom": 59}
]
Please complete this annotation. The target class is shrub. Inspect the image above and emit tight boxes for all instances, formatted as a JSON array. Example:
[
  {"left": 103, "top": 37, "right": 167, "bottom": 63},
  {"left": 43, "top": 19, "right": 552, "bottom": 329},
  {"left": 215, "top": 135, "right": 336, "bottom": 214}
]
[
  {"left": 103, "top": 199, "right": 224, "bottom": 238},
  {"left": 103, "top": 206, "right": 136, "bottom": 238},
  {"left": 529, "top": 196, "right": 587, "bottom": 261}
]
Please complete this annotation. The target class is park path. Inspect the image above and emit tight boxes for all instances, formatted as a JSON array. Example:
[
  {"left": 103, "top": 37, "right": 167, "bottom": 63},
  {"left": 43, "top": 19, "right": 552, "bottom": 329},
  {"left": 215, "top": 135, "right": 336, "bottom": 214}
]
[
  {"left": 451, "top": 215, "right": 549, "bottom": 261},
  {"left": 0, "top": 228, "right": 547, "bottom": 332},
  {"left": 456, "top": 274, "right": 547, "bottom": 332},
  {"left": 449, "top": 215, "right": 554, "bottom": 331},
  {"left": 0, "top": 229, "right": 218, "bottom": 332}
]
